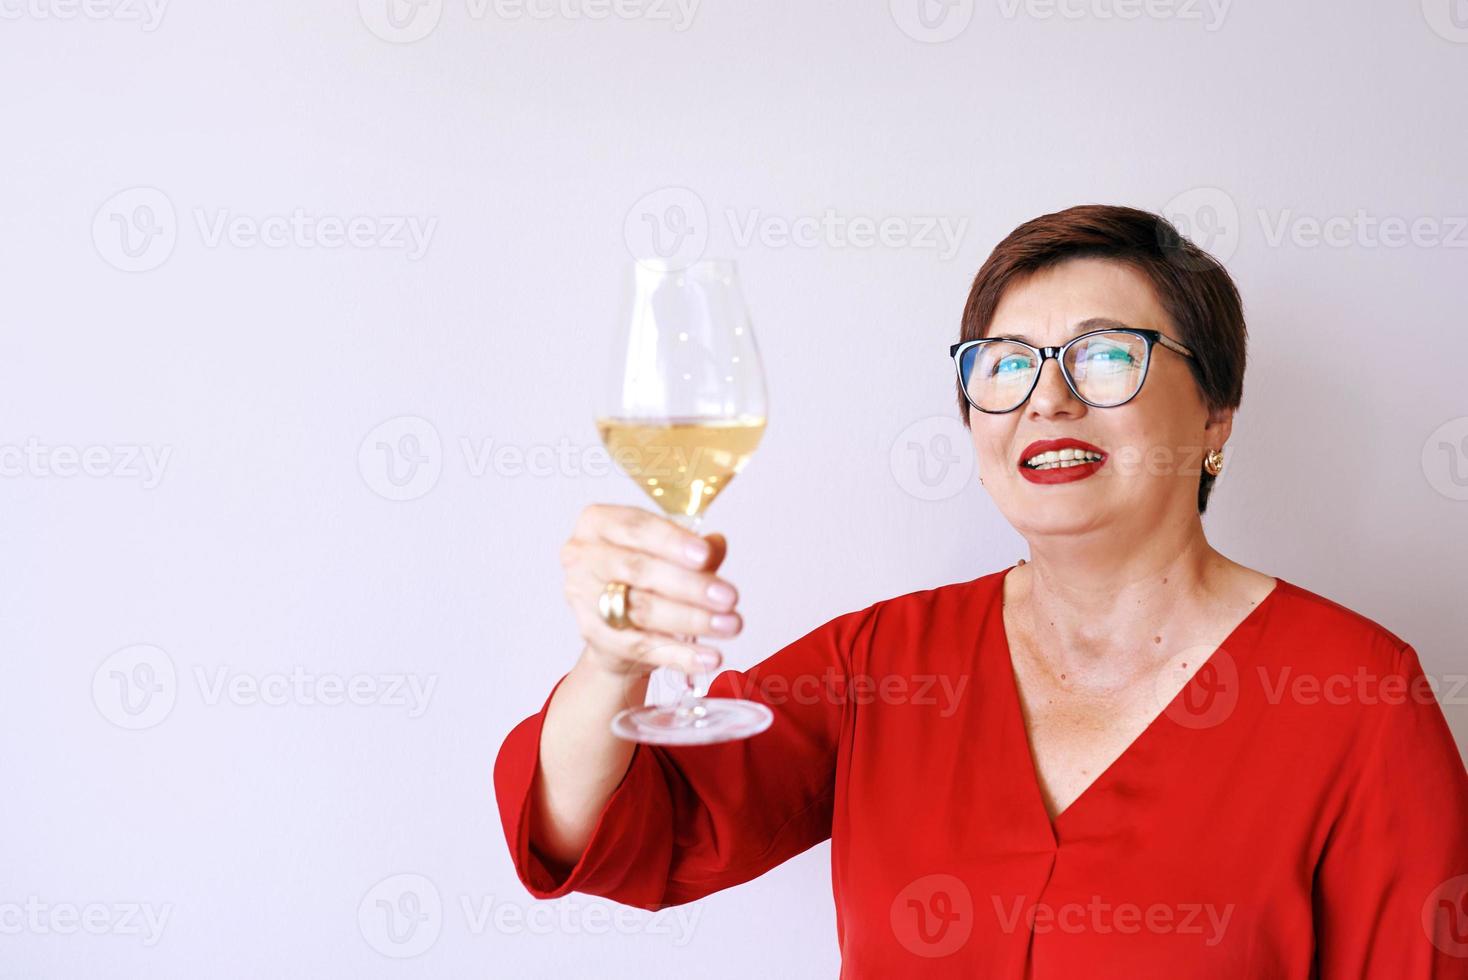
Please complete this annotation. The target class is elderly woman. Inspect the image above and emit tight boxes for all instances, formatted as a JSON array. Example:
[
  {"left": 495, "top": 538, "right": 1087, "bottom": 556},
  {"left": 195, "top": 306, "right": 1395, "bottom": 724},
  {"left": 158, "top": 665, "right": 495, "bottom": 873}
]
[{"left": 494, "top": 205, "right": 1468, "bottom": 976}]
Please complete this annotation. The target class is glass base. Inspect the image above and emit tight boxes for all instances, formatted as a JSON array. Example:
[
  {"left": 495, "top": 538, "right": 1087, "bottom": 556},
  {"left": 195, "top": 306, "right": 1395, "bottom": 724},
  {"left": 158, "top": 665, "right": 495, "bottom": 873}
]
[{"left": 610, "top": 697, "right": 773, "bottom": 745}]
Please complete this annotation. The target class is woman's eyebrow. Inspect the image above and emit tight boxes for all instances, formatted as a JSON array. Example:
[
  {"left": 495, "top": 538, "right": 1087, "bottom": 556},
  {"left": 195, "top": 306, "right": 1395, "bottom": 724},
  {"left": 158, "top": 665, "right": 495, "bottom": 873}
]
[{"left": 989, "top": 316, "right": 1133, "bottom": 343}]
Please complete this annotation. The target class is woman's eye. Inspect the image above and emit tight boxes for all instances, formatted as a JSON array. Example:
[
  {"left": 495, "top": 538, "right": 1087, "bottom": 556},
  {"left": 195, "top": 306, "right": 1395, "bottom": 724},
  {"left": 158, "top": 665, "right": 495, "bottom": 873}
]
[
  {"left": 993, "top": 355, "right": 1031, "bottom": 375},
  {"left": 1086, "top": 346, "right": 1134, "bottom": 365}
]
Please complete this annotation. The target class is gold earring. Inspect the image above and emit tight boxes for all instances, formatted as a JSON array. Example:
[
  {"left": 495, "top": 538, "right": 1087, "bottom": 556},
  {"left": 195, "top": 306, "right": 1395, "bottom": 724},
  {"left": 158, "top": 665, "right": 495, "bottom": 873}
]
[{"left": 1204, "top": 448, "right": 1225, "bottom": 476}]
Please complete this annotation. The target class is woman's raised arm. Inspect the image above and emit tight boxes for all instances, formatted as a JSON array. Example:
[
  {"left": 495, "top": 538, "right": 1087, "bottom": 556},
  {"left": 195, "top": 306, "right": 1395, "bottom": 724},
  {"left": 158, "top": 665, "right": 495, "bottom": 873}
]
[{"left": 494, "top": 505, "right": 871, "bottom": 908}]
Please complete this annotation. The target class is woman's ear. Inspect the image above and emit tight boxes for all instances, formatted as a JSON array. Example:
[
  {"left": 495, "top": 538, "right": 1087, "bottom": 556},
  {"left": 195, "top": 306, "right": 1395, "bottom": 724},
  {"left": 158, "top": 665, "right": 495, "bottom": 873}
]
[{"left": 1204, "top": 406, "right": 1235, "bottom": 448}]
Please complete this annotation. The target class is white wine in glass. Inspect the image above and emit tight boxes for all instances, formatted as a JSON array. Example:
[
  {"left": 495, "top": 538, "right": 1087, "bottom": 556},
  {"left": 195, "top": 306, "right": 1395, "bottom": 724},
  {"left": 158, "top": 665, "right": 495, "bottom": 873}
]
[
  {"left": 595, "top": 417, "right": 766, "bottom": 521},
  {"left": 597, "top": 258, "right": 773, "bottom": 745}
]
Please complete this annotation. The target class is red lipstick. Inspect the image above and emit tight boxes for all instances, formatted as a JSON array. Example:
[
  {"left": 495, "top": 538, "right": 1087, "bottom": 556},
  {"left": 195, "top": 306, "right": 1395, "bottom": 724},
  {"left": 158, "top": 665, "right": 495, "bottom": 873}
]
[{"left": 1017, "top": 438, "right": 1107, "bottom": 485}]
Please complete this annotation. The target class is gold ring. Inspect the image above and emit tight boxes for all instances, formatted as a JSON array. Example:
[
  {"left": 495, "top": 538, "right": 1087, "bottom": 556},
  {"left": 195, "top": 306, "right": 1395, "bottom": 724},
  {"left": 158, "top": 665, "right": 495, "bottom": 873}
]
[{"left": 598, "top": 580, "right": 633, "bottom": 630}]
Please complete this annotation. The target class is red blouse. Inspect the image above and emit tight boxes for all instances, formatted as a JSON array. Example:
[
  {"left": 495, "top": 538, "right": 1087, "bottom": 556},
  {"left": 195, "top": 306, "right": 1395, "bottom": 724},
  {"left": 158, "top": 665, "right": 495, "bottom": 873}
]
[{"left": 494, "top": 565, "right": 1468, "bottom": 977}]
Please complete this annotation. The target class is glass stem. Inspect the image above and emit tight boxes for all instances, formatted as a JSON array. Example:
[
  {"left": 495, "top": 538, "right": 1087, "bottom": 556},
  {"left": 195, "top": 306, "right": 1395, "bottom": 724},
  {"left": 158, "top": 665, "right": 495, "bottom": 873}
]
[{"left": 670, "top": 511, "right": 707, "bottom": 722}]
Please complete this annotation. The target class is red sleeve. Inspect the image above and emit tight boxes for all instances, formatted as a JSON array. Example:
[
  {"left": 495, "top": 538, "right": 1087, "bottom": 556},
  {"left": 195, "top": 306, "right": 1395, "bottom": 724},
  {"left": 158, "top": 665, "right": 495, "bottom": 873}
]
[
  {"left": 1312, "top": 642, "right": 1468, "bottom": 977},
  {"left": 492, "top": 603, "right": 874, "bottom": 911}
]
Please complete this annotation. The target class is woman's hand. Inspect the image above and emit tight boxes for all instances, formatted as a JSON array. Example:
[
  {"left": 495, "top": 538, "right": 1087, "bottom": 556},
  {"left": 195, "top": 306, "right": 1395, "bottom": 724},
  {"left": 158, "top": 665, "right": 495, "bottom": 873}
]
[
  {"left": 560, "top": 504, "right": 743, "bottom": 680},
  {"left": 531, "top": 504, "right": 744, "bottom": 868}
]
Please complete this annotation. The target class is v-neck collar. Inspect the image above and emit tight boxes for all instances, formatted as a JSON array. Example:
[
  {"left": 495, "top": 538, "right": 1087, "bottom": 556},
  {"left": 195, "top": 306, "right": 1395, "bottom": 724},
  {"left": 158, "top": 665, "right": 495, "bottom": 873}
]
[{"left": 989, "top": 563, "right": 1285, "bottom": 843}]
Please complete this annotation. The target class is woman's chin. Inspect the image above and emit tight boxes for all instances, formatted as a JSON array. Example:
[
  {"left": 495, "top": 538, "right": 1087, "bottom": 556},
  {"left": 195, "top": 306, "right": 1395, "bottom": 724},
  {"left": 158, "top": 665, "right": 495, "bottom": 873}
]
[{"left": 1006, "top": 501, "right": 1117, "bottom": 537}]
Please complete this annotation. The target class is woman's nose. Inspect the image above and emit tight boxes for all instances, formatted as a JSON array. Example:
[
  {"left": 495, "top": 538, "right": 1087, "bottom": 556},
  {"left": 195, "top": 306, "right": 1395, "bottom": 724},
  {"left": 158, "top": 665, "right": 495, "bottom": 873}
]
[{"left": 1026, "top": 358, "right": 1085, "bottom": 418}]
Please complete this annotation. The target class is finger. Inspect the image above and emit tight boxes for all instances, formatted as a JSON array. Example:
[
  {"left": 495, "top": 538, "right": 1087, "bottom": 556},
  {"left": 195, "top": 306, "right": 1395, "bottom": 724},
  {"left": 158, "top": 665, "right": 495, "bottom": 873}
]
[
  {"left": 621, "top": 584, "right": 740, "bottom": 639},
  {"left": 585, "top": 631, "right": 724, "bottom": 677},
  {"left": 567, "top": 542, "right": 738, "bottom": 612},
  {"left": 577, "top": 504, "right": 710, "bottom": 569},
  {"left": 630, "top": 634, "right": 724, "bottom": 675},
  {"left": 568, "top": 565, "right": 740, "bottom": 638},
  {"left": 699, "top": 532, "right": 729, "bottom": 573}
]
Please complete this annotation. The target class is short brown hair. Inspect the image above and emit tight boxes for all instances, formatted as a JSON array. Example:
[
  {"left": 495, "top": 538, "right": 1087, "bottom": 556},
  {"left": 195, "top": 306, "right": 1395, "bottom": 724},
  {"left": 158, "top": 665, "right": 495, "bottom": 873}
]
[{"left": 957, "top": 204, "right": 1247, "bottom": 514}]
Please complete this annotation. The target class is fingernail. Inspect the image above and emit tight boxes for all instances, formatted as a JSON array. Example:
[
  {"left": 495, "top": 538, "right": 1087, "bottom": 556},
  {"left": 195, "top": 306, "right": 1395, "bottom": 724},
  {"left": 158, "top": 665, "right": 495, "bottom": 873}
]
[
  {"left": 684, "top": 540, "right": 710, "bottom": 565},
  {"left": 694, "top": 651, "right": 721, "bottom": 670},
  {"left": 707, "top": 582, "right": 736, "bottom": 608},
  {"left": 710, "top": 613, "right": 740, "bottom": 635}
]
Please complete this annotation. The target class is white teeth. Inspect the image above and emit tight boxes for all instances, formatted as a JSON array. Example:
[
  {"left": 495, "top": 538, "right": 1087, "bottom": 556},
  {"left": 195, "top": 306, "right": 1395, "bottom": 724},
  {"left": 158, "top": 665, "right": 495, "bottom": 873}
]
[{"left": 1024, "top": 448, "right": 1104, "bottom": 468}]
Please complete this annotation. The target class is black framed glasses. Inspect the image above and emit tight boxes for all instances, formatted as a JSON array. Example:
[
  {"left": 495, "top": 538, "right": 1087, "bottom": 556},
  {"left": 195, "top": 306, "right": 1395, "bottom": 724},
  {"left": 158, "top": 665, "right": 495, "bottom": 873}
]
[{"left": 949, "top": 328, "right": 1195, "bottom": 414}]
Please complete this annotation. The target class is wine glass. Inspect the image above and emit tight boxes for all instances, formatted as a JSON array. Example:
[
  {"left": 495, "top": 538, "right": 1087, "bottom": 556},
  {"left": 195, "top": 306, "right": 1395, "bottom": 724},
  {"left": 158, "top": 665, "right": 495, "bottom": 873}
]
[{"left": 596, "top": 258, "right": 774, "bottom": 745}]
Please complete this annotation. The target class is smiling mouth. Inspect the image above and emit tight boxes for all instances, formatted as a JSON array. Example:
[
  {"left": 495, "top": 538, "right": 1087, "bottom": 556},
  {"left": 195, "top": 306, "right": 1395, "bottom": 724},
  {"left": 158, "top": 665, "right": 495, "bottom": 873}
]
[{"left": 1021, "top": 448, "right": 1106, "bottom": 470}]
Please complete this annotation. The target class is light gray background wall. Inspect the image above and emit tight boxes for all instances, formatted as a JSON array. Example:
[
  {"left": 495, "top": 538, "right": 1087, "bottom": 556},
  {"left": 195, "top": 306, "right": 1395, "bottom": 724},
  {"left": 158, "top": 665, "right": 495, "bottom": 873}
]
[{"left": 3, "top": 1, "right": 1465, "bottom": 977}]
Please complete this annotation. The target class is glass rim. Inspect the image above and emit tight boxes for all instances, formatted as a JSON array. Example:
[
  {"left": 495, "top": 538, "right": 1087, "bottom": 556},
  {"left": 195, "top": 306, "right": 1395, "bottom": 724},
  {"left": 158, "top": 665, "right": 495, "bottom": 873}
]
[{"left": 953, "top": 327, "right": 1151, "bottom": 354}]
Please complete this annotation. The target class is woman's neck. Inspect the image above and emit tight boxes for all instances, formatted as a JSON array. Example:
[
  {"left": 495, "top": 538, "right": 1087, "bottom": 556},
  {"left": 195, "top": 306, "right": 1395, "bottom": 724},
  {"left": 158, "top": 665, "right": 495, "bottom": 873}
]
[{"left": 1006, "top": 522, "right": 1230, "bottom": 680}]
